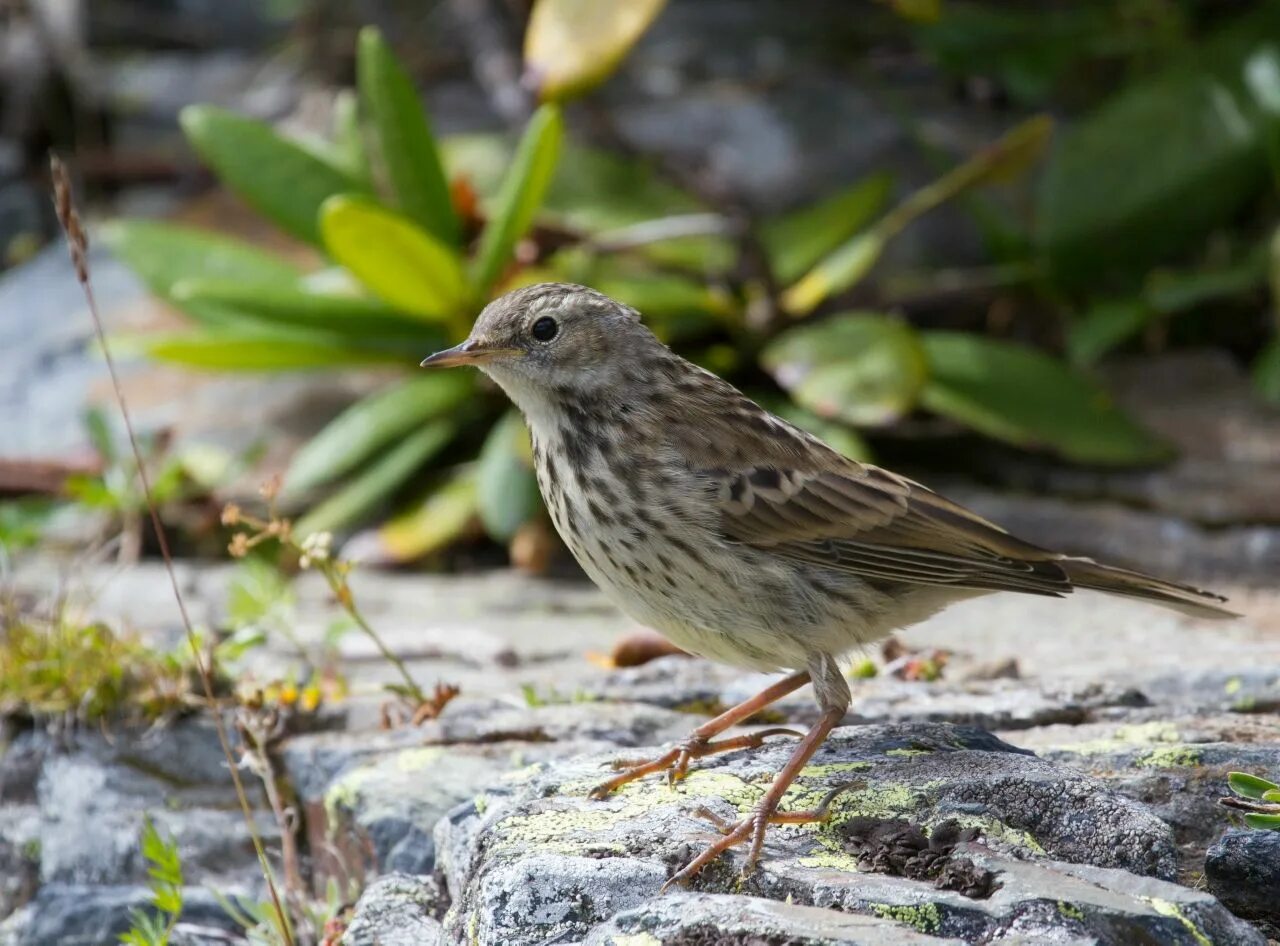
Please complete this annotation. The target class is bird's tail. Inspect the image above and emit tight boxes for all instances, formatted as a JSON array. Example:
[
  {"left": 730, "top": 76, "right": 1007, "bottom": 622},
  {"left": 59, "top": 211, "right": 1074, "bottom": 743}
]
[{"left": 1060, "top": 557, "right": 1238, "bottom": 620}]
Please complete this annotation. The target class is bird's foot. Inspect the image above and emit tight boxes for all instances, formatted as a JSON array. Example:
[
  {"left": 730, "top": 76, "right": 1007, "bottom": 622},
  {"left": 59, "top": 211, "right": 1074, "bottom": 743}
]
[
  {"left": 588, "top": 727, "right": 801, "bottom": 800},
  {"left": 663, "top": 796, "right": 836, "bottom": 890}
]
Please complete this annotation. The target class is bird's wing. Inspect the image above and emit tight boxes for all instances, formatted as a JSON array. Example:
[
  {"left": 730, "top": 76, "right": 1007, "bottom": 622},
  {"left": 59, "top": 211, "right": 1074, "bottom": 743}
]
[
  {"left": 666, "top": 390, "right": 1071, "bottom": 596},
  {"left": 709, "top": 458, "right": 1073, "bottom": 595}
]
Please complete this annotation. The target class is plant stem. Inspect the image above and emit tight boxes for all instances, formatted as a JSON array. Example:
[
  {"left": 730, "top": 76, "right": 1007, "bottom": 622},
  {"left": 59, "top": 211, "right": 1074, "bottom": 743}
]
[{"left": 319, "top": 564, "right": 425, "bottom": 704}]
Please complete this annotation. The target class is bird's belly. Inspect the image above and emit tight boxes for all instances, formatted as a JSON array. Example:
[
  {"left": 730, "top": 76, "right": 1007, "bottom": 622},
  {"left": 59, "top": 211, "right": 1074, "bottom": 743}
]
[{"left": 533, "top": 448, "right": 872, "bottom": 671}]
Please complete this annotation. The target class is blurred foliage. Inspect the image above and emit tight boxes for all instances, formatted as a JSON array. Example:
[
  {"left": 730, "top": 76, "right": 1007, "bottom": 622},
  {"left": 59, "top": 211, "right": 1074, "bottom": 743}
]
[
  {"left": 1223, "top": 771, "right": 1280, "bottom": 830},
  {"left": 101, "top": 1, "right": 1280, "bottom": 565}
]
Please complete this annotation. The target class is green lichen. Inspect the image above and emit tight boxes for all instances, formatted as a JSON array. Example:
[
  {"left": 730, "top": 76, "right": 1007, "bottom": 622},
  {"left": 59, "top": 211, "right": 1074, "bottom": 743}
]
[
  {"left": 947, "top": 814, "right": 1046, "bottom": 856},
  {"left": 1145, "top": 897, "right": 1211, "bottom": 946},
  {"left": 1053, "top": 722, "right": 1183, "bottom": 756},
  {"left": 884, "top": 748, "right": 930, "bottom": 758},
  {"left": 871, "top": 902, "right": 942, "bottom": 934},
  {"left": 1057, "top": 900, "right": 1086, "bottom": 922},
  {"left": 323, "top": 764, "right": 379, "bottom": 827},
  {"left": 394, "top": 747, "right": 443, "bottom": 772},
  {"left": 474, "top": 793, "right": 489, "bottom": 815},
  {"left": 607, "top": 935, "right": 663, "bottom": 946},
  {"left": 1135, "top": 745, "right": 1202, "bottom": 769},
  {"left": 800, "top": 761, "right": 873, "bottom": 777}
]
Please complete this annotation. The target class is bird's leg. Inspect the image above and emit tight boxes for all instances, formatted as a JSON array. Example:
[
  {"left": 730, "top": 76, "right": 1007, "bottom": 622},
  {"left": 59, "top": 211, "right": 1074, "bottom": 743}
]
[
  {"left": 664, "top": 654, "right": 852, "bottom": 888},
  {"left": 588, "top": 670, "right": 810, "bottom": 799}
]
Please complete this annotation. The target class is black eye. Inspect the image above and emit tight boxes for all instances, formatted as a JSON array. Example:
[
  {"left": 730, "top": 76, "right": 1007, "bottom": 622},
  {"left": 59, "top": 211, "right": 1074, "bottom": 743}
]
[{"left": 531, "top": 316, "right": 558, "bottom": 342}]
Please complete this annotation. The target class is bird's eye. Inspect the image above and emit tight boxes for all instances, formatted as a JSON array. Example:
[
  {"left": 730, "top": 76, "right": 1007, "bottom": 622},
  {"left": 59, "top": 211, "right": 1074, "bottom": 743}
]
[{"left": 531, "top": 316, "right": 559, "bottom": 342}]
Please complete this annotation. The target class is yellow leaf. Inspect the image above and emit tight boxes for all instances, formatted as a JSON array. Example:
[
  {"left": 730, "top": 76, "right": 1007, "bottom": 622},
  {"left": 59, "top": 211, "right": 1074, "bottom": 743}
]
[
  {"left": 320, "top": 195, "right": 469, "bottom": 321},
  {"left": 524, "top": 0, "right": 668, "bottom": 101}
]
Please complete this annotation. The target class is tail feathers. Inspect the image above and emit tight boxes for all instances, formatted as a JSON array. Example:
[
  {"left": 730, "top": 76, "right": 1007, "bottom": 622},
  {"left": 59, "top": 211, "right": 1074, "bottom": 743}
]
[{"left": 1060, "top": 557, "right": 1238, "bottom": 620}]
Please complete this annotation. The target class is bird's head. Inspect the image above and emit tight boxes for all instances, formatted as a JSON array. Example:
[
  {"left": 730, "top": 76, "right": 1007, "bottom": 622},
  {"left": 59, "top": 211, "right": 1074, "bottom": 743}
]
[{"left": 420, "top": 283, "right": 652, "bottom": 411}]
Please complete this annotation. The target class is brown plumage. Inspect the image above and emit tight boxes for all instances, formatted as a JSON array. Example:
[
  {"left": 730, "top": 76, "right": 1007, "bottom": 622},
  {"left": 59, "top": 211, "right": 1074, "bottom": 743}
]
[{"left": 422, "top": 282, "right": 1234, "bottom": 886}]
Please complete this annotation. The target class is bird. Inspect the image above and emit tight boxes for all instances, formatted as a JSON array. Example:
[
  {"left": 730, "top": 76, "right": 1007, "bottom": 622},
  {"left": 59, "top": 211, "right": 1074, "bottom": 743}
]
[{"left": 421, "top": 282, "right": 1235, "bottom": 886}]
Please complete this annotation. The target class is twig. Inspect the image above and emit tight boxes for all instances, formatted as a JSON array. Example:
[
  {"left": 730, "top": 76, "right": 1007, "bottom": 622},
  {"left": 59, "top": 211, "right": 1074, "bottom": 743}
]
[{"left": 48, "top": 155, "right": 297, "bottom": 946}]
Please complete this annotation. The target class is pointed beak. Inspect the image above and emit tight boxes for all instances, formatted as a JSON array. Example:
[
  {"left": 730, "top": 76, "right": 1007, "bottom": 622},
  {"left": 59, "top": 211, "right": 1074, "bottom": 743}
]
[{"left": 419, "top": 339, "right": 522, "bottom": 369}]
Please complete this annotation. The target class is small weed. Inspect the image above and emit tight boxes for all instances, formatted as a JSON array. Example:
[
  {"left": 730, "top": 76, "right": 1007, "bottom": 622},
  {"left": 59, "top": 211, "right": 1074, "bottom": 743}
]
[
  {"left": 119, "top": 818, "right": 183, "bottom": 946},
  {"left": 1220, "top": 771, "right": 1280, "bottom": 830}
]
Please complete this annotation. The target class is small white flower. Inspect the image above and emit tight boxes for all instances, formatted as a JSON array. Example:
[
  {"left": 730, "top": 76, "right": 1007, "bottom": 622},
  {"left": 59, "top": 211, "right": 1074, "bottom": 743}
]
[{"left": 298, "top": 531, "right": 333, "bottom": 569}]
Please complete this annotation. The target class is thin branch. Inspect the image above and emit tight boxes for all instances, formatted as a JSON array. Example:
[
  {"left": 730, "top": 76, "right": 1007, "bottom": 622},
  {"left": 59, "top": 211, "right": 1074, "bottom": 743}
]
[{"left": 48, "top": 155, "right": 296, "bottom": 946}]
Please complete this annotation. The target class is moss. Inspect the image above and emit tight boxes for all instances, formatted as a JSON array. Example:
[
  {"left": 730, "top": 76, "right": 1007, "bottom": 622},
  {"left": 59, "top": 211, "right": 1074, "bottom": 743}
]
[
  {"left": 671, "top": 697, "right": 727, "bottom": 717},
  {"left": 1144, "top": 897, "right": 1212, "bottom": 946},
  {"left": 1057, "top": 900, "right": 1086, "bottom": 922},
  {"left": 20, "top": 838, "right": 40, "bottom": 861},
  {"left": 870, "top": 902, "right": 942, "bottom": 934},
  {"left": 1135, "top": 745, "right": 1202, "bottom": 769},
  {"left": 474, "top": 793, "right": 489, "bottom": 815}
]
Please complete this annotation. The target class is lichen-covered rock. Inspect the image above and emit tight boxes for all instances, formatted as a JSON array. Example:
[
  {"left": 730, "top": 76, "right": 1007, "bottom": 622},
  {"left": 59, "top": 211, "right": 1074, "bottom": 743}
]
[
  {"left": 432, "top": 722, "right": 1252, "bottom": 944},
  {"left": 282, "top": 702, "right": 695, "bottom": 881},
  {"left": 1206, "top": 829, "right": 1280, "bottom": 938},
  {"left": 1027, "top": 716, "right": 1280, "bottom": 878},
  {"left": 341, "top": 873, "right": 447, "bottom": 946},
  {"left": 0, "top": 807, "right": 38, "bottom": 918},
  {"left": 585, "top": 891, "right": 967, "bottom": 945}
]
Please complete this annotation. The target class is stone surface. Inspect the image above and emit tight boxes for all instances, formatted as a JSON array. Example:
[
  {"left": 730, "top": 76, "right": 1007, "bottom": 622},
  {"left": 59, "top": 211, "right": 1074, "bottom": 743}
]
[
  {"left": 0, "top": 884, "right": 245, "bottom": 946},
  {"left": 1205, "top": 830, "right": 1280, "bottom": 939},
  {"left": 586, "top": 892, "right": 967, "bottom": 945},
  {"left": 431, "top": 722, "right": 1253, "bottom": 944},
  {"left": 341, "top": 873, "right": 447, "bottom": 946}
]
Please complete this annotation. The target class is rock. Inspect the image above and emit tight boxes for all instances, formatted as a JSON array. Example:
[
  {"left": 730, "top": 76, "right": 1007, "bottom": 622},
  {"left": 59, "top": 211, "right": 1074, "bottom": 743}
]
[
  {"left": 434, "top": 722, "right": 1238, "bottom": 944},
  {"left": 1027, "top": 716, "right": 1280, "bottom": 877},
  {"left": 36, "top": 750, "right": 275, "bottom": 886},
  {"left": 282, "top": 702, "right": 695, "bottom": 883},
  {"left": 341, "top": 873, "right": 447, "bottom": 946},
  {"left": 0, "top": 807, "right": 39, "bottom": 918},
  {"left": 0, "top": 884, "right": 244, "bottom": 946},
  {"left": 590, "top": 657, "right": 1150, "bottom": 731},
  {"left": 1206, "top": 830, "right": 1280, "bottom": 938},
  {"left": 586, "top": 892, "right": 967, "bottom": 945}
]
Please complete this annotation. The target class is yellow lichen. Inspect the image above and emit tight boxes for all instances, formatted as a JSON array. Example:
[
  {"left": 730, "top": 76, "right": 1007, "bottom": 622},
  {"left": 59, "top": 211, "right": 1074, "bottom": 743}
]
[
  {"left": 1145, "top": 897, "right": 1211, "bottom": 946},
  {"left": 871, "top": 902, "right": 942, "bottom": 934},
  {"left": 1135, "top": 745, "right": 1202, "bottom": 769}
]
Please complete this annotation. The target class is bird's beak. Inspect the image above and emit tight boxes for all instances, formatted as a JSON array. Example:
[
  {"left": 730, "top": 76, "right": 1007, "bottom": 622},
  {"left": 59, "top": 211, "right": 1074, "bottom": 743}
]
[{"left": 419, "top": 339, "right": 522, "bottom": 369}]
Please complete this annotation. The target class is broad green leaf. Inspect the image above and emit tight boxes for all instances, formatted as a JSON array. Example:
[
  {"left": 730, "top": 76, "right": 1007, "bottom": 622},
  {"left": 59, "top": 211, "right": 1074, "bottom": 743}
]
[
  {"left": 285, "top": 373, "right": 472, "bottom": 494},
  {"left": 781, "top": 230, "right": 887, "bottom": 317},
  {"left": 358, "top": 27, "right": 458, "bottom": 245},
  {"left": 475, "top": 410, "right": 542, "bottom": 541},
  {"left": 1253, "top": 340, "right": 1280, "bottom": 405},
  {"left": 762, "top": 173, "right": 894, "bottom": 285},
  {"left": 1066, "top": 299, "right": 1151, "bottom": 366},
  {"left": 141, "top": 333, "right": 408, "bottom": 371},
  {"left": 180, "top": 105, "right": 365, "bottom": 246},
  {"left": 524, "top": 0, "right": 668, "bottom": 101},
  {"left": 471, "top": 105, "right": 564, "bottom": 294},
  {"left": 171, "top": 278, "right": 443, "bottom": 341},
  {"left": 358, "top": 469, "right": 479, "bottom": 563},
  {"left": 1264, "top": 790, "right": 1280, "bottom": 803},
  {"left": 101, "top": 220, "right": 299, "bottom": 326},
  {"left": 762, "top": 313, "right": 927, "bottom": 427},
  {"left": 1244, "top": 813, "right": 1280, "bottom": 830},
  {"left": 1038, "top": 11, "right": 1280, "bottom": 284},
  {"left": 319, "top": 195, "right": 469, "bottom": 322},
  {"left": 296, "top": 422, "right": 455, "bottom": 535},
  {"left": 919, "top": 331, "right": 1172, "bottom": 465}
]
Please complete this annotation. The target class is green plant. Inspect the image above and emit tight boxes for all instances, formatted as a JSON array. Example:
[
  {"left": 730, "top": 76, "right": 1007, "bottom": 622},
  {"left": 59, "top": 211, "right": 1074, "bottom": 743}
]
[
  {"left": 1220, "top": 771, "right": 1280, "bottom": 830},
  {"left": 107, "top": 7, "right": 1216, "bottom": 565},
  {"left": 120, "top": 818, "right": 184, "bottom": 946}
]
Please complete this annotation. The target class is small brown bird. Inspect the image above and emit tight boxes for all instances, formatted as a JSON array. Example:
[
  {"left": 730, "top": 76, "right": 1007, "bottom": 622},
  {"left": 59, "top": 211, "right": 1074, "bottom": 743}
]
[{"left": 422, "top": 283, "right": 1234, "bottom": 885}]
